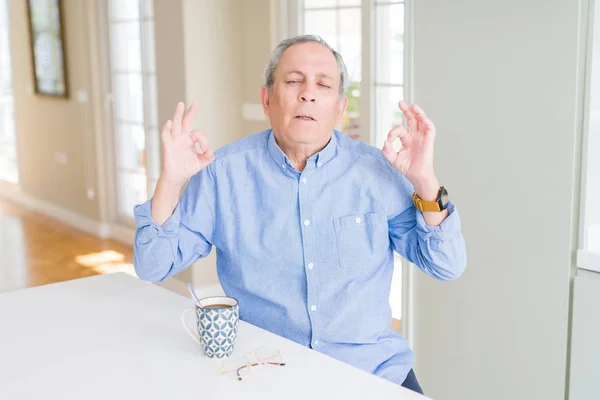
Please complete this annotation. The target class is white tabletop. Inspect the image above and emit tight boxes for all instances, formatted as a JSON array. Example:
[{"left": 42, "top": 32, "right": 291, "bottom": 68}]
[{"left": 0, "top": 273, "right": 429, "bottom": 399}]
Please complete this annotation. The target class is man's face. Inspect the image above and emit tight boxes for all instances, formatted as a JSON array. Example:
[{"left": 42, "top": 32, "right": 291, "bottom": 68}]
[{"left": 261, "top": 41, "right": 347, "bottom": 146}]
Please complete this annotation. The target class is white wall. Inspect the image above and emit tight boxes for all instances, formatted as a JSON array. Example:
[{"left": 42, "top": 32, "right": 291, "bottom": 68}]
[
  {"left": 411, "top": 1, "right": 584, "bottom": 399},
  {"left": 182, "top": 0, "right": 243, "bottom": 289}
]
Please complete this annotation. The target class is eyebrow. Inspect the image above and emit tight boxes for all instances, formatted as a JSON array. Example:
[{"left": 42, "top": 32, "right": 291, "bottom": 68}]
[{"left": 284, "top": 71, "right": 334, "bottom": 80}]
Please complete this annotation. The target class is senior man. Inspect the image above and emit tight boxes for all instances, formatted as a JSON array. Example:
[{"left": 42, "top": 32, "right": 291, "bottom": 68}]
[{"left": 133, "top": 35, "right": 467, "bottom": 394}]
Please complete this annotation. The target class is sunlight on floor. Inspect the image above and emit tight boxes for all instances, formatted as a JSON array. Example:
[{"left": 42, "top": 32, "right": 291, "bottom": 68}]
[{"left": 75, "top": 251, "right": 137, "bottom": 277}]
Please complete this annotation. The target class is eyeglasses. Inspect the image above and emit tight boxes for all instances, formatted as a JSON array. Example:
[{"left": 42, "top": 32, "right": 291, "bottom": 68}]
[{"left": 218, "top": 347, "right": 286, "bottom": 381}]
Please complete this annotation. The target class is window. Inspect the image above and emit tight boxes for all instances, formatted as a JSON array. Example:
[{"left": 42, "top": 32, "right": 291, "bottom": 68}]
[
  {"left": 373, "top": 1, "right": 405, "bottom": 149},
  {"left": 0, "top": 0, "right": 18, "bottom": 184},
  {"left": 295, "top": 0, "right": 411, "bottom": 323},
  {"left": 302, "top": 0, "right": 362, "bottom": 139},
  {"left": 299, "top": 0, "right": 407, "bottom": 148},
  {"left": 579, "top": 0, "right": 600, "bottom": 272},
  {"left": 106, "top": 0, "right": 160, "bottom": 222}
]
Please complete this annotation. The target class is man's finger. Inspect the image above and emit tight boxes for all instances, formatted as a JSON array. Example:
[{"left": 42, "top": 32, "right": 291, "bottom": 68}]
[
  {"left": 182, "top": 102, "right": 198, "bottom": 134},
  {"left": 171, "top": 102, "right": 185, "bottom": 138},
  {"left": 381, "top": 139, "right": 397, "bottom": 165},
  {"left": 161, "top": 119, "right": 173, "bottom": 145},
  {"left": 399, "top": 101, "right": 418, "bottom": 133},
  {"left": 387, "top": 124, "right": 408, "bottom": 143},
  {"left": 190, "top": 129, "right": 209, "bottom": 153},
  {"left": 411, "top": 103, "right": 435, "bottom": 135},
  {"left": 412, "top": 103, "right": 426, "bottom": 118},
  {"left": 197, "top": 148, "right": 215, "bottom": 169}
]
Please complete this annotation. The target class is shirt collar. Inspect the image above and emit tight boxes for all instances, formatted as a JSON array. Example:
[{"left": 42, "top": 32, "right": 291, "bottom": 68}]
[{"left": 267, "top": 129, "right": 338, "bottom": 172}]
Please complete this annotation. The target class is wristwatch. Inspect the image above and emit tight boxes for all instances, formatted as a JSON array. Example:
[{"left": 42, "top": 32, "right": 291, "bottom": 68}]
[{"left": 412, "top": 186, "right": 449, "bottom": 212}]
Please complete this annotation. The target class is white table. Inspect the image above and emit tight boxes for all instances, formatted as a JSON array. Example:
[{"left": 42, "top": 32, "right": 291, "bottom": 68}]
[{"left": 0, "top": 273, "right": 429, "bottom": 399}]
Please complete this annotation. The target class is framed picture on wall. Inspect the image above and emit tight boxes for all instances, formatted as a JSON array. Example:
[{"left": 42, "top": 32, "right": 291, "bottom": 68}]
[{"left": 26, "top": 0, "right": 68, "bottom": 98}]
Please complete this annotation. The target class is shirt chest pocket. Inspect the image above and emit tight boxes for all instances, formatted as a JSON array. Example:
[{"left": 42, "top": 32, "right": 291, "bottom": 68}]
[{"left": 333, "top": 212, "right": 389, "bottom": 270}]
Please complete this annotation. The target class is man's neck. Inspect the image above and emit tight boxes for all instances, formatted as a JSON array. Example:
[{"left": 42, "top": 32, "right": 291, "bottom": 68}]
[{"left": 275, "top": 133, "right": 331, "bottom": 172}]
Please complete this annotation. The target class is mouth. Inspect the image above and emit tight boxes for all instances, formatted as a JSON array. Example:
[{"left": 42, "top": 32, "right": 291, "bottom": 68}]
[{"left": 294, "top": 114, "right": 316, "bottom": 121}]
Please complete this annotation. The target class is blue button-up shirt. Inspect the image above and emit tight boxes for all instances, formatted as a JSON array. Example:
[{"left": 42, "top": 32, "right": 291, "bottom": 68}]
[{"left": 133, "top": 129, "right": 466, "bottom": 386}]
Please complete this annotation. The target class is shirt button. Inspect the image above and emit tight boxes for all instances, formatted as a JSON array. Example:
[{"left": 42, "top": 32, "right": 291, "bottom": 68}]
[
  {"left": 281, "top": 163, "right": 286, "bottom": 170},
  {"left": 314, "top": 340, "right": 320, "bottom": 345},
  {"left": 311, "top": 305, "right": 317, "bottom": 311},
  {"left": 301, "top": 178, "right": 307, "bottom": 184},
  {"left": 355, "top": 217, "right": 361, "bottom": 224},
  {"left": 317, "top": 162, "right": 321, "bottom": 168},
  {"left": 307, "top": 262, "right": 314, "bottom": 269},
  {"left": 304, "top": 219, "right": 310, "bottom": 226}
]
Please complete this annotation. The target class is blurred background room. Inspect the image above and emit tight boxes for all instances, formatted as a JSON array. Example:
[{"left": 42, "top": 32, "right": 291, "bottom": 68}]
[{"left": 1, "top": 1, "right": 599, "bottom": 399}]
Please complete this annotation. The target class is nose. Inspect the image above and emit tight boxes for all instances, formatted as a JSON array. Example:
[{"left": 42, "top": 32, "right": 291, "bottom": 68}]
[
  {"left": 300, "top": 94, "right": 316, "bottom": 103},
  {"left": 299, "top": 85, "right": 316, "bottom": 103}
]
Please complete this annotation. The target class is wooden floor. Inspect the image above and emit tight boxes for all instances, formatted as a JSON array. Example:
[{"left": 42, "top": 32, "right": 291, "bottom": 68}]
[{"left": 0, "top": 197, "right": 134, "bottom": 293}]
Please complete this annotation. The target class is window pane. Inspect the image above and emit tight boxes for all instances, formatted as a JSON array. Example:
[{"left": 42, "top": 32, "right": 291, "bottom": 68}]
[
  {"left": 117, "top": 171, "right": 148, "bottom": 217},
  {"left": 338, "top": 8, "right": 362, "bottom": 138},
  {"left": 108, "top": 0, "right": 139, "bottom": 21},
  {"left": 390, "top": 256, "right": 402, "bottom": 320},
  {"left": 115, "top": 123, "right": 146, "bottom": 171},
  {"left": 339, "top": 0, "right": 361, "bottom": 6},
  {"left": 304, "top": 0, "right": 337, "bottom": 9},
  {"left": 145, "top": 128, "right": 161, "bottom": 182},
  {"left": 109, "top": 22, "right": 141, "bottom": 72},
  {"left": 0, "top": 0, "right": 11, "bottom": 95},
  {"left": 303, "top": 8, "right": 362, "bottom": 140},
  {"left": 0, "top": 143, "right": 18, "bottom": 183},
  {"left": 584, "top": 110, "right": 600, "bottom": 252},
  {"left": 141, "top": 20, "right": 156, "bottom": 73},
  {"left": 303, "top": 10, "right": 338, "bottom": 50},
  {"left": 582, "top": 6, "right": 600, "bottom": 256},
  {"left": 0, "top": 0, "right": 17, "bottom": 184},
  {"left": 112, "top": 72, "right": 144, "bottom": 123},
  {"left": 144, "top": 74, "right": 158, "bottom": 128},
  {"left": 375, "top": 3, "right": 404, "bottom": 85},
  {"left": 374, "top": 85, "right": 404, "bottom": 149},
  {"left": 338, "top": 8, "right": 361, "bottom": 83},
  {"left": 0, "top": 94, "right": 14, "bottom": 142},
  {"left": 338, "top": 82, "right": 361, "bottom": 139}
]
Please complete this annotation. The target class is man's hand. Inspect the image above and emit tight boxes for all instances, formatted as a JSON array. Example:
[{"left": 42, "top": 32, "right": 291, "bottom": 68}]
[
  {"left": 151, "top": 102, "right": 215, "bottom": 225},
  {"left": 160, "top": 102, "right": 215, "bottom": 187},
  {"left": 382, "top": 101, "right": 448, "bottom": 226}
]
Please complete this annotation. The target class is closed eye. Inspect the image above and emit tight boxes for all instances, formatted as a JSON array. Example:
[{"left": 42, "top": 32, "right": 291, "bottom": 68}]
[{"left": 318, "top": 84, "right": 331, "bottom": 88}]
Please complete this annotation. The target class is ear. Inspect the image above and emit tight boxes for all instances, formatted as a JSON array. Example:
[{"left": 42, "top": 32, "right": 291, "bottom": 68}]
[
  {"left": 336, "top": 96, "right": 348, "bottom": 123},
  {"left": 260, "top": 86, "right": 270, "bottom": 116}
]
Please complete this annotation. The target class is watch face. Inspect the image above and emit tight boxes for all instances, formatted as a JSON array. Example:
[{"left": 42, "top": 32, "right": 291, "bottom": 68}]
[{"left": 440, "top": 187, "right": 449, "bottom": 205}]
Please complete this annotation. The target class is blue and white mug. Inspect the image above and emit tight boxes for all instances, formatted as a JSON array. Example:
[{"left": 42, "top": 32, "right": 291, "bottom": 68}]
[{"left": 181, "top": 296, "right": 240, "bottom": 358}]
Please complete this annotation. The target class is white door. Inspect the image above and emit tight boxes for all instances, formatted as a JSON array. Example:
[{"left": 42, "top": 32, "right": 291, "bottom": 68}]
[{"left": 105, "top": 0, "right": 160, "bottom": 224}]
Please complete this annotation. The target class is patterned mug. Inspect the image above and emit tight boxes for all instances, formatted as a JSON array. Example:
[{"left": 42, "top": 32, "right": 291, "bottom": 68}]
[{"left": 181, "top": 296, "right": 240, "bottom": 358}]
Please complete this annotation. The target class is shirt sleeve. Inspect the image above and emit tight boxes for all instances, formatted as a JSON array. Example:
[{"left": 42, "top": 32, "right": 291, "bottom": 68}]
[
  {"left": 383, "top": 164, "right": 467, "bottom": 281},
  {"left": 132, "top": 164, "right": 217, "bottom": 282}
]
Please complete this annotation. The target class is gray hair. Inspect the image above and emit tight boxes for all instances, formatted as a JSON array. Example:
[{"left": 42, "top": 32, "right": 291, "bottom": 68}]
[{"left": 264, "top": 35, "right": 349, "bottom": 98}]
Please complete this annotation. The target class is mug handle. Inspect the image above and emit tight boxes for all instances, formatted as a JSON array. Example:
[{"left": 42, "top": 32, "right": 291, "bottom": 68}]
[{"left": 181, "top": 308, "right": 201, "bottom": 344}]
